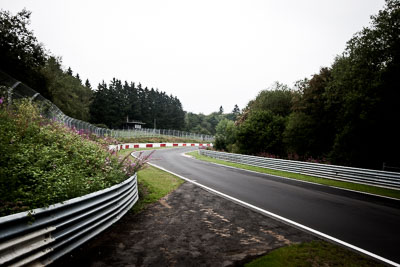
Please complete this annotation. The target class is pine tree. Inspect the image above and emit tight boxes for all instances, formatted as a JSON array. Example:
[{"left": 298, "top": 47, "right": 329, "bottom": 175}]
[
  {"left": 75, "top": 73, "right": 82, "bottom": 85},
  {"left": 232, "top": 104, "right": 240, "bottom": 115},
  {"left": 85, "top": 79, "right": 92, "bottom": 89}
]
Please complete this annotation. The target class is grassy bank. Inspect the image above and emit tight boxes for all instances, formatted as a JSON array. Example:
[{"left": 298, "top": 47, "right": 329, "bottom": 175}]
[
  {"left": 134, "top": 165, "right": 184, "bottom": 213},
  {"left": 245, "top": 241, "right": 384, "bottom": 267},
  {"left": 186, "top": 151, "right": 400, "bottom": 200},
  {"left": 117, "top": 148, "right": 184, "bottom": 213}
]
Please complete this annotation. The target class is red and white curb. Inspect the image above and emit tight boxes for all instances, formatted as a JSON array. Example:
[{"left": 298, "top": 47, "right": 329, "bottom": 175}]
[{"left": 110, "top": 143, "right": 212, "bottom": 151}]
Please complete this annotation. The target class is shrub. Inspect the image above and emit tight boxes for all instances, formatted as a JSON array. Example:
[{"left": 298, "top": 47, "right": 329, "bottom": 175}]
[{"left": 0, "top": 99, "right": 148, "bottom": 216}]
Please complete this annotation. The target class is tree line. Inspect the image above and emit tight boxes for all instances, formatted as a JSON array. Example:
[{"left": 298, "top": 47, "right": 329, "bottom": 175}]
[
  {"left": 0, "top": 9, "right": 185, "bottom": 130},
  {"left": 0, "top": 7, "right": 235, "bottom": 133},
  {"left": 215, "top": 0, "right": 400, "bottom": 170},
  {"left": 184, "top": 104, "right": 240, "bottom": 135},
  {"left": 90, "top": 79, "right": 185, "bottom": 129}
]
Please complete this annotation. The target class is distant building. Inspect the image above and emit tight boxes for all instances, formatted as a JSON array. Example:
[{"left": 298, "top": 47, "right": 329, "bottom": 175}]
[{"left": 123, "top": 116, "right": 146, "bottom": 129}]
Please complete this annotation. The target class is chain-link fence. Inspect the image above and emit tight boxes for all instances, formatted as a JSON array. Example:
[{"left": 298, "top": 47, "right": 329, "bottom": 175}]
[{"left": 0, "top": 70, "right": 214, "bottom": 141}]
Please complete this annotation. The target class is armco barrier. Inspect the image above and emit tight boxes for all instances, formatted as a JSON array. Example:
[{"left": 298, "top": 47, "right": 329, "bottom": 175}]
[
  {"left": 0, "top": 174, "right": 138, "bottom": 266},
  {"left": 199, "top": 149, "right": 400, "bottom": 189}
]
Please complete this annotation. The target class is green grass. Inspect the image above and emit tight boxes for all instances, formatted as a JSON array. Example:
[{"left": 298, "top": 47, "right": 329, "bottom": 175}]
[
  {"left": 245, "top": 241, "right": 384, "bottom": 267},
  {"left": 133, "top": 165, "right": 184, "bottom": 213},
  {"left": 187, "top": 151, "right": 400, "bottom": 199},
  {"left": 118, "top": 147, "right": 185, "bottom": 213}
]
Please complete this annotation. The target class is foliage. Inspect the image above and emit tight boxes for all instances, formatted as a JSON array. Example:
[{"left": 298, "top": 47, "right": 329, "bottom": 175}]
[
  {"left": 0, "top": 9, "right": 93, "bottom": 120},
  {"left": 237, "top": 110, "right": 287, "bottom": 156},
  {"left": 323, "top": 0, "right": 400, "bottom": 168},
  {"left": 214, "top": 118, "right": 237, "bottom": 151},
  {"left": 246, "top": 82, "right": 295, "bottom": 117},
  {"left": 184, "top": 104, "right": 241, "bottom": 135},
  {"left": 0, "top": 9, "right": 49, "bottom": 97},
  {"left": 219, "top": 83, "right": 295, "bottom": 157},
  {"left": 284, "top": 68, "right": 335, "bottom": 159},
  {"left": 41, "top": 57, "right": 93, "bottom": 121},
  {"left": 0, "top": 100, "right": 149, "bottom": 216}
]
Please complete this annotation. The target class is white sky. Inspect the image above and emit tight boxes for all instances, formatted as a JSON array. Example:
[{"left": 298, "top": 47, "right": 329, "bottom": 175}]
[{"left": 1, "top": 0, "right": 385, "bottom": 114}]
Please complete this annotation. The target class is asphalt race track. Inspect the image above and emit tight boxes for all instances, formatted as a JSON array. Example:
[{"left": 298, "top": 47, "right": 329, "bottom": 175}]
[{"left": 139, "top": 147, "right": 400, "bottom": 265}]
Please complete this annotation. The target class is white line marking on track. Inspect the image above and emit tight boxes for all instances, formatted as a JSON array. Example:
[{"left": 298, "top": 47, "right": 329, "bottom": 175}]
[{"left": 148, "top": 161, "right": 400, "bottom": 267}]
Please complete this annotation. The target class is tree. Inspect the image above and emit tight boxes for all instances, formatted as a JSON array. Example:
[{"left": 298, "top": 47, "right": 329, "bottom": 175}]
[
  {"left": 283, "top": 112, "right": 314, "bottom": 157},
  {"left": 324, "top": 0, "right": 400, "bottom": 168},
  {"left": 219, "top": 105, "right": 224, "bottom": 114},
  {"left": 232, "top": 104, "right": 240, "bottom": 116},
  {"left": 89, "top": 78, "right": 185, "bottom": 130},
  {"left": 75, "top": 73, "right": 82, "bottom": 85},
  {"left": 84, "top": 79, "right": 92, "bottom": 89},
  {"left": 247, "top": 82, "right": 294, "bottom": 117},
  {"left": 214, "top": 119, "right": 237, "bottom": 151},
  {"left": 90, "top": 81, "right": 110, "bottom": 126},
  {"left": 237, "top": 110, "right": 286, "bottom": 156},
  {"left": 284, "top": 68, "right": 335, "bottom": 159},
  {"left": 0, "top": 9, "right": 49, "bottom": 97},
  {"left": 225, "top": 104, "right": 240, "bottom": 121},
  {"left": 41, "top": 56, "right": 93, "bottom": 121}
]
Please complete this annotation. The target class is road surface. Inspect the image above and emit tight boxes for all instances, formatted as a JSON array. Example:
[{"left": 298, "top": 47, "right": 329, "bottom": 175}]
[{"left": 141, "top": 147, "right": 400, "bottom": 264}]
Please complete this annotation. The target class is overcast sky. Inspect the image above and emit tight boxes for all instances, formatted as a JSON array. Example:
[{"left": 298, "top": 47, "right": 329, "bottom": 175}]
[{"left": 2, "top": 0, "right": 385, "bottom": 114}]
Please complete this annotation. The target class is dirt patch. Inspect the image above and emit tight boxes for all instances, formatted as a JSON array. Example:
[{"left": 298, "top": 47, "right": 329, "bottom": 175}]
[{"left": 55, "top": 182, "right": 317, "bottom": 266}]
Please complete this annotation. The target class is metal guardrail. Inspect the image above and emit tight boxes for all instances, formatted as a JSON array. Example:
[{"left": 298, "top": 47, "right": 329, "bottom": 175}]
[
  {"left": 199, "top": 150, "right": 400, "bottom": 189},
  {"left": 0, "top": 173, "right": 138, "bottom": 266}
]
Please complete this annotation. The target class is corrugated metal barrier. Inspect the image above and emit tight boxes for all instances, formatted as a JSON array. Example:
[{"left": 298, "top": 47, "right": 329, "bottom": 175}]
[
  {"left": 0, "top": 173, "right": 138, "bottom": 266},
  {"left": 199, "top": 149, "right": 400, "bottom": 189}
]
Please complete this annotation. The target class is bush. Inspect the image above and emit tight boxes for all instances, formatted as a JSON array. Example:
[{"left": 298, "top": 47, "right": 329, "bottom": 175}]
[{"left": 0, "top": 99, "right": 146, "bottom": 216}]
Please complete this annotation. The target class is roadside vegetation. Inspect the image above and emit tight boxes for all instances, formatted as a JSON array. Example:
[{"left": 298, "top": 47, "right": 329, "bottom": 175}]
[
  {"left": 117, "top": 148, "right": 184, "bottom": 214},
  {"left": 0, "top": 100, "right": 147, "bottom": 217},
  {"left": 245, "top": 241, "right": 385, "bottom": 267},
  {"left": 187, "top": 151, "right": 400, "bottom": 199}
]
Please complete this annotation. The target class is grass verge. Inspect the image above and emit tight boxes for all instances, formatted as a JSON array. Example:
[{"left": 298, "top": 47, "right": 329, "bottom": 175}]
[
  {"left": 186, "top": 151, "right": 400, "bottom": 200},
  {"left": 118, "top": 147, "right": 184, "bottom": 213},
  {"left": 134, "top": 165, "right": 184, "bottom": 213},
  {"left": 245, "top": 240, "right": 384, "bottom": 267}
]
